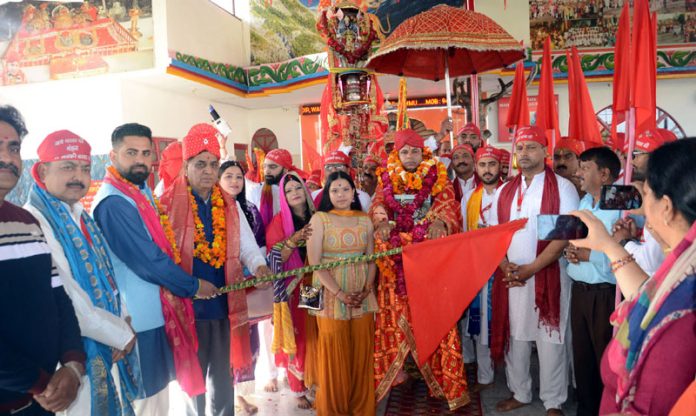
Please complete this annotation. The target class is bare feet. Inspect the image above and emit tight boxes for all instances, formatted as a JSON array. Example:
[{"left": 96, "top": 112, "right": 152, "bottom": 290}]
[
  {"left": 264, "top": 379, "right": 278, "bottom": 393},
  {"left": 296, "top": 395, "right": 312, "bottom": 409},
  {"left": 236, "top": 396, "right": 258, "bottom": 415},
  {"left": 495, "top": 397, "right": 528, "bottom": 412}
]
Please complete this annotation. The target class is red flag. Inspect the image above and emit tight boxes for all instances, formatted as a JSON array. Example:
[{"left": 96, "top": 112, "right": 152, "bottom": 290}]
[
  {"left": 567, "top": 47, "right": 602, "bottom": 144},
  {"left": 631, "top": 0, "right": 657, "bottom": 134},
  {"left": 506, "top": 62, "right": 530, "bottom": 129},
  {"left": 402, "top": 219, "right": 528, "bottom": 366},
  {"left": 610, "top": 1, "right": 630, "bottom": 150},
  {"left": 536, "top": 37, "right": 561, "bottom": 150}
]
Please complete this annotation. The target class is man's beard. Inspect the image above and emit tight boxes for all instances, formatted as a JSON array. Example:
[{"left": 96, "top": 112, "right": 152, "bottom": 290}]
[
  {"left": 481, "top": 173, "right": 499, "bottom": 185},
  {"left": 122, "top": 165, "right": 149, "bottom": 185},
  {"left": 632, "top": 168, "right": 646, "bottom": 182},
  {"left": 265, "top": 173, "right": 282, "bottom": 185}
]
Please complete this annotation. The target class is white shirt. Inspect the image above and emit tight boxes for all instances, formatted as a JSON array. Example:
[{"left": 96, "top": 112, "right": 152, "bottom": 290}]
[
  {"left": 625, "top": 227, "right": 665, "bottom": 277},
  {"left": 245, "top": 179, "right": 280, "bottom": 217},
  {"left": 311, "top": 188, "right": 371, "bottom": 213},
  {"left": 235, "top": 202, "right": 267, "bottom": 272},
  {"left": 490, "top": 171, "right": 580, "bottom": 343},
  {"left": 25, "top": 201, "right": 134, "bottom": 350},
  {"left": 460, "top": 186, "right": 497, "bottom": 232},
  {"left": 456, "top": 176, "right": 476, "bottom": 197}
]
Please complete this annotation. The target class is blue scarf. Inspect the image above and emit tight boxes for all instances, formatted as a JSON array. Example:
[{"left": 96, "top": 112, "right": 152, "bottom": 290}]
[{"left": 29, "top": 184, "right": 143, "bottom": 416}]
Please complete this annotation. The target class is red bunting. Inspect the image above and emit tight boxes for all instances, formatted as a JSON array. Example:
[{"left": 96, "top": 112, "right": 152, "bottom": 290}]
[
  {"left": 631, "top": 0, "right": 657, "bottom": 135},
  {"left": 567, "top": 47, "right": 602, "bottom": 145},
  {"left": 611, "top": 1, "right": 630, "bottom": 150},
  {"left": 402, "top": 219, "right": 528, "bottom": 366},
  {"left": 506, "top": 62, "right": 530, "bottom": 129},
  {"left": 536, "top": 37, "right": 561, "bottom": 151}
]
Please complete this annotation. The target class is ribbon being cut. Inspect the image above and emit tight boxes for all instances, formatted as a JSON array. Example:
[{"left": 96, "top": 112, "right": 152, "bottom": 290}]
[{"left": 217, "top": 218, "right": 527, "bottom": 366}]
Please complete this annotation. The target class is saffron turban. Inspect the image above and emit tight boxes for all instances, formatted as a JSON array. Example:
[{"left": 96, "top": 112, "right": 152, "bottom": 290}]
[
  {"left": 182, "top": 123, "right": 220, "bottom": 160},
  {"left": 634, "top": 128, "right": 677, "bottom": 153}
]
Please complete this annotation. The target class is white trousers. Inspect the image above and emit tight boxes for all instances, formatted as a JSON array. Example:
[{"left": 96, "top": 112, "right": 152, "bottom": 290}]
[
  {"left": 504, "top": 337, "right": 568, "bottom": 410},
  {"left": 255, "top": 318, "right": 280, "bottom": 382},
  {"left": 461, "top": 335, "right": 476, "bottom": 364},
  {"left": 474, "top": 335, "right": 494, "bottom": 385},
  {"left": 133, "top": 385, "right": 169, "bottom": 416}
]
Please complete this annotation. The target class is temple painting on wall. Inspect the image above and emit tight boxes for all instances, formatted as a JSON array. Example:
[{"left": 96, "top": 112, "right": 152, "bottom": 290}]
[
  {"left": 530, "top": 0, "right": 696, "bottom": 50},
  {"left": 0, "top": 0, "right": 154, "bottom": 85},
  {"left": 249, "top": 0, "right": 464, "bottom": 65}
]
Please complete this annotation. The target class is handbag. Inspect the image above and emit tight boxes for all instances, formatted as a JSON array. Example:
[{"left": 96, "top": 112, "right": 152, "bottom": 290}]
[{"left": 297, "top": 284, "right": 324, "bottom": 311}]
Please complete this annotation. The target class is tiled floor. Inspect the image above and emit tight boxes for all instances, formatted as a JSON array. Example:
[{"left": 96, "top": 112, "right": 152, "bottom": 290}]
[{"left": 169, "top": 351, "right": 577, "bottom": 415}]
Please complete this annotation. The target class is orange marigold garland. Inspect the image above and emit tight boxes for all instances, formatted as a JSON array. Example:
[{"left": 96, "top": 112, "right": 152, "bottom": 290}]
[
  {"left": 188, "top": 185, "right": 226, "bottom": 269},
  {"left": 106, "top": 166, "right": 181, "bottom": 264},
  {"left": 384, "top": 147, "right": 448, "bottom": 196}
]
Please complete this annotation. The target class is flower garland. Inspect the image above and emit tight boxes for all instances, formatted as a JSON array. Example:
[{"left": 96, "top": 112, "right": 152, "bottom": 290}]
[
  {"left": 106, "top": 166, "right": 181, "bottom": 264},
  {"left": 377, "top": 151, "right": 449, "bottom": 295},
  {"left": 318, "top": 11, "right": 377, "bottom": 65},
  {"left": 188, "top": 185, "right": 226, "bottom": 269}
]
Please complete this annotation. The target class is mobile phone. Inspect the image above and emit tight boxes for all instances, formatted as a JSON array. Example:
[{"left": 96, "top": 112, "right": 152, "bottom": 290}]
[
  {"left": 209, "top": 105, "right": 232, "bottom": 137},
  {"left": 537, "top": 215, "right": 588, "bottom": 241},
  {"left": 599, "top": 185, "right": 642, "bottom": 210}
]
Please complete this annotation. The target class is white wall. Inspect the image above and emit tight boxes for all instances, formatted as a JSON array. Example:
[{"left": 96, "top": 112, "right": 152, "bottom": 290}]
[
  {"left": 475, "top": 0, "right": 530, "bottom": 47},
  {"left": 165, "top": 0, "right": 251, "bottom": 67}
]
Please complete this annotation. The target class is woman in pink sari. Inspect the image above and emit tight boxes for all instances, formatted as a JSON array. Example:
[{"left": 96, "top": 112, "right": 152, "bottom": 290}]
[
  {"left": 265, "top": 172, "right": 315, "bottom": 409},
  {"left": 570, "top": 138, "right": 696, "bottom": 415}
]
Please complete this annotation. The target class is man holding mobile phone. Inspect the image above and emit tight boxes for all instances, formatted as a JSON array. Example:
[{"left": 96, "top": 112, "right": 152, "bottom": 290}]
[{"left": 564, "top": 147, "right": 621, "bottom": 416}]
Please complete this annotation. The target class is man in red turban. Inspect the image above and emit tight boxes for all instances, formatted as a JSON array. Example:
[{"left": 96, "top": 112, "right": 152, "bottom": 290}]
[
  {"left": 451, "top": 143, "right": 476, "bottom": 203},
  {"left": 360, "top": 154, "right": 380, "bottom": 201},
  {"left": 369, "top": 129, "right": 468, "bottom": 410},
  {"left": 160, "top": 123, "right": 270, "bottom": 415},
  {"left": 457, "top": 123, "right": 483, "bottom": 152},
  {"left": 310, "top": 150, "right": 371, "bottom": 211},
  {"left": 553, "top": 137, "right": 589, "bottom": 197}
]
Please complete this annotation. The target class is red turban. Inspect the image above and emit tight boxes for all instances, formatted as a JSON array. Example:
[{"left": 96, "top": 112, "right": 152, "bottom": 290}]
[
  {"left": 475, "top": 146, "right": 501, "bottom": 162},
  {"left": 32, "top": 130, "right": 91, "bottom": 188},
  {"left": 457, "top": 122, "right": 481, "bottom": 137},
  {"left": 556, "top": 138, "right": 588, "bottom": 156},
  {"left": 306, "top": 170, "right": 321, "bottom": 188},
  {"left": 363, "top": 154, "right": 380, "bottom": 166},
  {"left": 323, "top": 150, "right": 351, "bottom": 167},
  {"left": 515, "top": 126, "right": 548, "bottom": 147},
  {"left": 394, "top": 129, "right": 424, "bottom": 151},
  {"left": 635, "top": 128, "right": 677, "bottom": 153},
  {"left": 182, "top": 123, "right": 220, "bottom": 160},
  {"left": 159, "top": 141, "right": 183, "bottom": 190},
  {"left": 452, "top": 143, "right": 474, "bottom": 158},
  {"left": 265, "top": 149, "right": 294, "bottom": 170}
]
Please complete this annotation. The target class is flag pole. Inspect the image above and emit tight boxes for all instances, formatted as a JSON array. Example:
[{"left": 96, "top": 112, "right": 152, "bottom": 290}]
[{"left": 445, "top": 53, "right": 455, "bottom": 146}]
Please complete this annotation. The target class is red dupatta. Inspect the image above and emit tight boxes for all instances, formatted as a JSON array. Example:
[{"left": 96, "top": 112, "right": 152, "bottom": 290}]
[
  {"left": 491, "top": 166, "right": 561, "bottom": 360},
  {"left": 160, "top": 176, "right": 252, "bottom": 371},
  {"left": 103, "top": 167, "right": 205, "bottom": 396}
]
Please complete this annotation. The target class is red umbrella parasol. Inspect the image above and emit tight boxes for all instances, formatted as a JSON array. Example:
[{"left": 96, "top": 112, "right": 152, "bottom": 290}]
[{"left": 365, "top": 4, "right": 524, "bottom": 143}]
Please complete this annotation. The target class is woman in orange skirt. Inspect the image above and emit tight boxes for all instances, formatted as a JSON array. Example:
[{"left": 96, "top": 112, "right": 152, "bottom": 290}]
[{"left": 307, "top": 171, "right": 378, "bottom": 416}]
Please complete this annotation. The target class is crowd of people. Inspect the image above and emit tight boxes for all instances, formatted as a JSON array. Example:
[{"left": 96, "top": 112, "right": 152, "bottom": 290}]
[{"left": 1, "top": 103, "right": 695, "bottom": 416}]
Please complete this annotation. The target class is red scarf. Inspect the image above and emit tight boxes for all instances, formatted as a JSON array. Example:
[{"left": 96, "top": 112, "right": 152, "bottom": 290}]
[
  {"left": 160, "top": 176, "right": 252, "bottom": 371},
  {"left": 259, "top": 183, "right": 274, "bottom": 227},
  {"left": 490, "top": 166, "right": 561, "bottom": 361},
  {"left": 103, "top": 168, "right": 205, "bottom": 396}
]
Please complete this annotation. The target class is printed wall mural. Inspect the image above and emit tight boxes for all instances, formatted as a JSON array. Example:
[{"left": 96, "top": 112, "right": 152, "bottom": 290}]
[
  {"left": 249, "top": 0, "right": 464, "bottom": 65},
  {"left": 530, "top": 0, "right": 696, "bottom": 50},
  {"left": 0, "top": 0, "right": 154, "bottom": 85}
]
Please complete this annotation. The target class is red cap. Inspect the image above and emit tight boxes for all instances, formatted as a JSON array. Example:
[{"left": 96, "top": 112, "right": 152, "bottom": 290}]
[
  {"left": 394, "top": 129, "right": 424, "bottom": 151},
  {"left": 451, "top": 143, "right": 474, "bottom": 158},
  {"left": 323, "top": 150, "right": 351, "bottom": 167},
  {"left": 475, "top": 146, "right": 501, "bottom": 162},
  {"left": 159, "top": 142, "right": 183, "bottom": 189},
  {"left": 556, "top": 138, "right": 588, "bottom": 156},
  {"left": 265, "top": 149, "right": 294, "bottom": 170},
  {"left": 634, "top": 128, "right": 677, "bottom": 153},
  {"left": 515, "top": 126, "right": 548, "bottom": 146},
  {"left": 182, "top": 124, "right": 220, "bottom": 160},
  {"left": 37, "top": 130, "right": 91, "bottom": 163},
  {"left": 363, "top": 154, "right": 380, "bottom": 165},
  {"left": 498, "top": 148, "right": 511, "bottom": 164},
  {"left": 306, "top": 170, "right": 321, "bottom": 188},
  {"left": 457, "top": 122, "right": 481, "bottom": 137}
]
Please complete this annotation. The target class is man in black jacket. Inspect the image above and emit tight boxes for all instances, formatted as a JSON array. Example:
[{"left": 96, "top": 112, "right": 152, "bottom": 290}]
[{"left": 0, "top": 105, "right": 86, "bottom": 415}]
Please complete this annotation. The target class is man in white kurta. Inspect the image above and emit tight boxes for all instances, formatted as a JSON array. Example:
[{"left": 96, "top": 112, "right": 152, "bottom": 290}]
[
  {"left": 459, "top": 146, "right": 505, "bottom": 390},
  {"left": 25, "top": 131, "right": 135, "bottom": 415},
  {"left": 490, "top": 127, "right": 579, "bottom": 415}
]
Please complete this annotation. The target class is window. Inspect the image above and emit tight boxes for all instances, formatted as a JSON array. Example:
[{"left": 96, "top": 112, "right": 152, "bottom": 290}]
[{"left": 596, "top": 106, "right": 686, "bottom": 141}]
